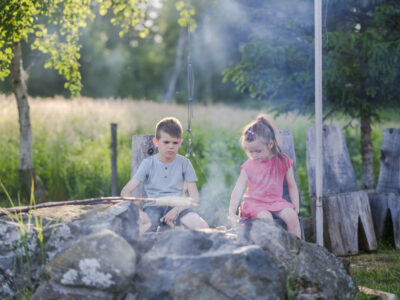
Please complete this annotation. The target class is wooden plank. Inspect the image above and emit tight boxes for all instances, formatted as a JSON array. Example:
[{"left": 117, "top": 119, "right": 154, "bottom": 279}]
[
  {"left": 279, "top": 130, "right": 299, "bottom": 202},
  {"left": 275, "top": 130, "right": 305, "bottom": 239},
  {"left": 130, "top": 135, "right": 158, "bottom": 198},
  {"left": 369, "top": 192, "right": 400, "bottom": 249},
  {"left": 317, "top": 191, "right": 377, "bottom": 256},
  {"left": 376, "top": 129, "right": 400, "bottom": 194},
  {"left": 306, "top": 125, "right": 359, "bottom": 198}
]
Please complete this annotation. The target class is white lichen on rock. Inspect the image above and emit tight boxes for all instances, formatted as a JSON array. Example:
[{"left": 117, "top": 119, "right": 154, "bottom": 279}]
[
  {"left": 61, "top": 269, "right": 78, "bottom": 285},
  {"left": 79, "top": 258, "right": 114, "bottom": 288},
  {"left": 47, "top": 224, "right": 72, "bottom": 260}
]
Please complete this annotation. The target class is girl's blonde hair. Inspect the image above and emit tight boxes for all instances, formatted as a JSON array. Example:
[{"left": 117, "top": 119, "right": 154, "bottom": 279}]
[{"left": 240, "top": 114, "right": 289, "bottom": 173}]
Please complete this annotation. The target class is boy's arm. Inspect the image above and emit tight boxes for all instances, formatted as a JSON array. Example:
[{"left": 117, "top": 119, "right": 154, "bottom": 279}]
[
  {"left": 120, "top": 178, "right": 141, "bottom": 197},
  {"left": 229, "top": 169, "right": 248, "bottom": 218},
  {"left": 286, "top": 166, "right": 300, "bottom": 214},
  {"left": 186, "top": 182, "right": 199, "bottom": 205}
]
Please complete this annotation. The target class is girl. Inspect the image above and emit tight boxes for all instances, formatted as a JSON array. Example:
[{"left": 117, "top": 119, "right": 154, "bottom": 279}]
[{"left": 228, "top": 115, "right": 301, "bottom": 238}]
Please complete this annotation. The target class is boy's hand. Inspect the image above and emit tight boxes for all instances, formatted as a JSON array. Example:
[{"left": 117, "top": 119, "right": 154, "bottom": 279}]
[{"left": 162, "top": 207, "right": 181, "bottom": 227}]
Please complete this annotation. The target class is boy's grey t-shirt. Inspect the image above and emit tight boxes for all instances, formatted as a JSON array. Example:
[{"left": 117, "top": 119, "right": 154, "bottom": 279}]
[{"left": 133, "top": 154, "right": 197, "bottom": 206}]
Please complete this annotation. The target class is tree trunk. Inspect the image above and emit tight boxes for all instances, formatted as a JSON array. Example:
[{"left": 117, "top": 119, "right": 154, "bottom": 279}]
[
  {"left": 11, "top": 42, "right": 46, "bottom": 202},
  {"left": 360, "top": 116, "right": 375, "bottom": 190},
  {"left": 164, "top": 29, "right": 186, "bottom": 102}
]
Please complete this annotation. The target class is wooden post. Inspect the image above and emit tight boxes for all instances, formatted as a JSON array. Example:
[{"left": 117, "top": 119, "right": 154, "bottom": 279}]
[
  {"left": 306, "top": 125, "right": 377, "bottom": 255},
  {"left": 279, "top": 130, "right": 305, "bottom": 239},
  {"left": 111, "top": 123, "right": 118, "bottom": 196},
  {"left": 314, "top": 0, "right": 324, "bottom": 248},
  {"left": 130, "top": 135, "right": 158, "bottom": 198},
  {"left": 368, "top": 128, "right": 400, "bottom": 249}
]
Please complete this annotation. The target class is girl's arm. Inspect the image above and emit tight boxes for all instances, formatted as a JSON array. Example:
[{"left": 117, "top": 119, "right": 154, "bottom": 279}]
[
  {"left": 229, "top": 169, "right": 248, "bottom": 218},
  {"left": 120, "top": 178, "right": 140, "bottom": 197},
  {"left": 285, "top": 166, "right": 300, "bottom": 214}
]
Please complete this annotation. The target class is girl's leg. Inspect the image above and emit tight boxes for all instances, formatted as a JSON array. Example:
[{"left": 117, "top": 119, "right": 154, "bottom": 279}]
[
  {"left": 256, "top": 210, "right": 274, "bottom": 221},
  {"left": 277, "top": 208, "right": 301, "bottom": 238},
  {"left": 180, "top": 212, "right": 209, "bottom": 230}
]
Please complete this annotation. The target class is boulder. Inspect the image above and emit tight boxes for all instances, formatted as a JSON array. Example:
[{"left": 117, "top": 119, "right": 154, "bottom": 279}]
[
  {"left": 240, "top": 219, "right": 358, "bottom": 299},
  {"left": 133, "top": 229, "right": 287, "bottom": 300},
  {"left": 44, "top": 229, "right": 136, "bottom": 292},
  {"left": 1, "top": 201, "right": 359, "bottom": 299}
]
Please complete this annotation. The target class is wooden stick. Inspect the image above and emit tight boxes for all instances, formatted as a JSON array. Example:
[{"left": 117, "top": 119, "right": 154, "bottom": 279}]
[{"left": 0, "top": 196, "right": 196, "bottom": 217}]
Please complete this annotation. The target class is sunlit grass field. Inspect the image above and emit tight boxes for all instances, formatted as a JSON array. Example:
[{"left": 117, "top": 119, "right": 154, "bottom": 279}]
[{"left": 0, "top": 94, "right": 399, "bottom": 221}]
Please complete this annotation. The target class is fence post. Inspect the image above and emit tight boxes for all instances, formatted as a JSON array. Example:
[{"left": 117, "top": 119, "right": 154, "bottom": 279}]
[{"left": 111, "top": 123, "right": 118, "bottom": 196}]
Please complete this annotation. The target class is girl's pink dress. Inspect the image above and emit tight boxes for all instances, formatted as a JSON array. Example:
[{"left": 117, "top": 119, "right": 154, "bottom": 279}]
[{"left": 240, "top": 155, "right": 295, "bottom": 219}]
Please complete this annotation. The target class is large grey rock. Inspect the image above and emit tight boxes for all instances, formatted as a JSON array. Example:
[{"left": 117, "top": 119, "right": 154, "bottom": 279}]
[
  {"left": 31, "top": 280, "right": 114, "bottom": 300},
  {"left": 45, "top": 229, "right": 136, "bottom": 292},
  {"left": 133, "top": 229, "right": 287, "bottom": 300},
  {"left": 1, "top": 201, "right": 359, "bottom": 300},
  {"left": 43, "top": 201, "right": 139, "bottom": 260},
  {"left": 0, "top": 201, "right": 139, "bottom": 299},
  {"left": 241, "top": 219, "right": 358, "bottom": 299}
]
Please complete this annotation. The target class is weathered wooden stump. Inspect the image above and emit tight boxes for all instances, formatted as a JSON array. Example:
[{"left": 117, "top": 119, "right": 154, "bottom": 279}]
[
  {"left": 368, "top": 128, "right": 400, "bottom": 248},
  {"left": 306, "top": 125, "right": 377, "bottom": 255},
  {"left": 130, "top": 135, "right": 157, "bottom": 198},
  {"left": 275, "top": 130, "right": 305, "bottom": 239}
]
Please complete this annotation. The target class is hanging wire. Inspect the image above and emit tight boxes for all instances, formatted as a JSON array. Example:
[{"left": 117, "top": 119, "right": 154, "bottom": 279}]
[{"left": 184, "top": 12, "right": 207, "bottom": 179}]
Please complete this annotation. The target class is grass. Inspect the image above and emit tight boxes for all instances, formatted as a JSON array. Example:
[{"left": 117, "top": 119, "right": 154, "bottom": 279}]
[
  {"left": 1, "top": 94, "right": 399, "bottom": 217},
  {"left": 349, "top": 244, "right": 400, "bottom": 297}
]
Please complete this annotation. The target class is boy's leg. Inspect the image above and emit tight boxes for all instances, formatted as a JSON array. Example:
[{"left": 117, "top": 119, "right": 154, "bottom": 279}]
[
  {"left": 139, "top": 209, "right": 152, "bottom": 234},
  {"left": 180, "top": 211, "right": 209, "bottom": 230},
  {"left": 277, "top": 208, "right": 301, "bottom": 239}
]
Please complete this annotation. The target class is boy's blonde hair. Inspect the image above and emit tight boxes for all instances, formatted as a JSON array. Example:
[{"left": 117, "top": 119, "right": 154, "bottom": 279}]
[{"left": 155, "top": 117, "right": 183, "bottom": 139}]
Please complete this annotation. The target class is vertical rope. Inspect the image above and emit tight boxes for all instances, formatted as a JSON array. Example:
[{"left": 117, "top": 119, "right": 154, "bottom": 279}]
[{"left": 184, "top": 12, "right": 207, "bottom": 178}]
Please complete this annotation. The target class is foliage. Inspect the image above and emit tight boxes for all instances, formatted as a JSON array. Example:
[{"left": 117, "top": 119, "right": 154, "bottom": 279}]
[
  {"left": 0, "top": 0, "right": 151, "bottom": 96},
  {"left": 223, "top": 0, "right": 400, "bottom": 120}
]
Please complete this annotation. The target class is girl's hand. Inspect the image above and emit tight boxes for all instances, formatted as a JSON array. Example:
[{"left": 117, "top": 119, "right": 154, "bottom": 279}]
[{"left": 228, "top": 214, "right": 240, "bottom": 227}]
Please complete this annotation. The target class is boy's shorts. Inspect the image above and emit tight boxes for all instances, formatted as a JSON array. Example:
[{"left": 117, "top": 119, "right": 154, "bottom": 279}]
[{"left": 143, "top": 206, "right": 193, "bottom": 232}]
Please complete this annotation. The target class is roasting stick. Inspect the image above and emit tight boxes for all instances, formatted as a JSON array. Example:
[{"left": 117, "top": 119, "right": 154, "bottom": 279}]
[{"left": 0, "top": 196, "right": 197, "bottom": 217}]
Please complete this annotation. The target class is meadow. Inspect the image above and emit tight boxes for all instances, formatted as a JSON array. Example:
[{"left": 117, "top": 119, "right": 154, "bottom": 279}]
[
  {"left": 1, "top": 94, "right": 400, "bottom": 296},
  {"left": 1, "top": 94, "right": 399, "bottom": 221}
]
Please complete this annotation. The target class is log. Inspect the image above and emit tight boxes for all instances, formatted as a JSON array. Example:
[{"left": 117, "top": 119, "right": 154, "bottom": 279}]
[
  {"left": 0, "top": 196, "right": 196, "bottom": 217},
  {"left": 275, "top": 130, "right": 305, "bottom": 239},
  {"left": 311, "top": 191, "right": 377, "bottom": 256},
  {"left": 368, "top": 129, "right": 400, "bottom": 249},
  {"left": 369, "top": 192, "right": 400, "bottom": 249},
  {"left": 306, "top": 125, "right": 359, "bottom": 198},
  {"left": 279, "top": 130, "right": 299, "bottom": 202},
  {"left": 306, "top": 125, "right": 377, "bottom": 255},
  {"left": 130, "top": 135, "right": 158, "bottom": 198},
  {"left": 376, "top": 129, "right": 400, "bottom": 194},
  {"left": 111, "top": 123, "right": 118, "bottom": 196}
]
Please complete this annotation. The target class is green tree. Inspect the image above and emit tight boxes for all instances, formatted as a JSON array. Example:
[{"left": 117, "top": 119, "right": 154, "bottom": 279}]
[
  {"left": 223, "top": 0, "right": 400, "bottom": 189},
  {"left": 0, "top": 0, "right": 151, "bottom": 201}
]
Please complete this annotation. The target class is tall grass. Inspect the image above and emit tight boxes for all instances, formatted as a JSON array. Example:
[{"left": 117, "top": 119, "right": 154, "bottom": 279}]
[{"left": 1, "top": 94, "right": 398, "bottom": 222}]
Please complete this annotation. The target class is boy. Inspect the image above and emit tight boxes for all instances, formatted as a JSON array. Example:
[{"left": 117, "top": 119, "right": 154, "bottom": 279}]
[{"left": 121, "top": 117, "right": 209, "bottom": 233}]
